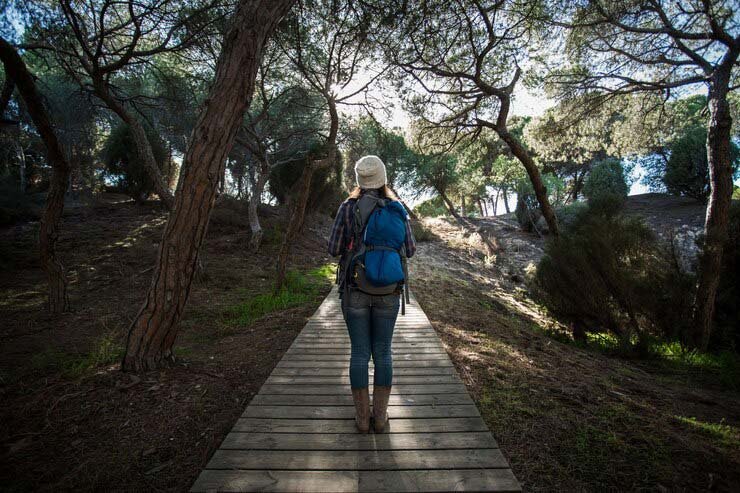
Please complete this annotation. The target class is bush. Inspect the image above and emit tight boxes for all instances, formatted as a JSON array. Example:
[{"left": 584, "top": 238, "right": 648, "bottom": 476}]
[
  {"left": 414, "top": 196, "right": 449, "bottom": 218},
  {"left": 268, "top": 145, "right": 343, "bottom": 214},
  {"left": 664, "top": 125, "right": 739, "bottom": 203},
  {"left": 583, "top": 158, "right": 629, "bottom": 210},
  {"left": 532, "top": 204, "right": 694, "bottom": 354},
  {"left": 514, "top": 174, "right": 565, "bottom": 233},
  {"left": 554, "top": 202, "right": 588, "bottom": 230},
  {"left": 514, "top": 179, "right": 540, "bottom": 232},
  {"left": 101, "top": 123, "right": 170, "bottom": 202}
]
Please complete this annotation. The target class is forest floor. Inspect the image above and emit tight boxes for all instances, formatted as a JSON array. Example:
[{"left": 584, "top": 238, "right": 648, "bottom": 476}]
[
  {"left": 411, "top": 193, "right": 740, "bottom": 492},
  {"left": 1, "top": 192, "right": 738, "bottom": 492},
  {"left": 0, "top": 194, "right": 336, "bottom": 491}
]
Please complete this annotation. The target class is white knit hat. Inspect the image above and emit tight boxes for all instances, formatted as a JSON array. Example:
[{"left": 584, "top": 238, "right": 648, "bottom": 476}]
[{"left": 354, "top": 155, "right": 387, "bottom": 189}]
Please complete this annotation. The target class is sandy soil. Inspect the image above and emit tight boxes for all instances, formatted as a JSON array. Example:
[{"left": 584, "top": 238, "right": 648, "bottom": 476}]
[{"left": 409, "top": 195, "right": 740, "bottom": 492}]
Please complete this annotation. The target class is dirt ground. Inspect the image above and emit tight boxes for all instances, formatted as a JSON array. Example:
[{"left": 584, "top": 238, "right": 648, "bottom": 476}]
[
  {"left": 0, "top": 195, "right": 335, "bottom": 491},
  {"left": 1, "top": 192, "right": 738, "bottom": 492},
  {"left": 410, "top": 195, "right": 740, "bottom": 492}
]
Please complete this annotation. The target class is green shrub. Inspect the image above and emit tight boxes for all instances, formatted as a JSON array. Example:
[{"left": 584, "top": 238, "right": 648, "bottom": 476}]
[
  {"left": 101, "top": 123, "right": 170, "bottom": 202},
  {"left": 583, "top": 158, "right": 629, "bottom": 210},
  {"left": 514, "top": 175, "right": 565, "bottom": 233},
  {"left": 554, "top": 202, "right": 588, "bottom": 230},
  {"left": 532, "top": 205, "right": 694, "bottom": 354},
  {"left": 514, "top": 179, "right": 540, "bottom": 232},
  {"left": 414, "top": 195, "right": 449, "bottom": 217},
  {"left": 664, "top": 125, "right": 739, "bottom": 203}
]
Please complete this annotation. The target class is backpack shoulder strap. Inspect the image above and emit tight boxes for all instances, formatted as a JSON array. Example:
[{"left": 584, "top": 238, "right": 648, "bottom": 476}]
[{"left": 352, "top": 193, "right": 384, "bottom": 240}]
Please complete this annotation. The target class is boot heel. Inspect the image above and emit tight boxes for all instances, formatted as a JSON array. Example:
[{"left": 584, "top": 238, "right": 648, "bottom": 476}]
[
  {"left": 351, "top": 387, "right": 370, "bottom": 433},
  {"left": 372, "top": 385, "right": 392, "bottom": 433}
]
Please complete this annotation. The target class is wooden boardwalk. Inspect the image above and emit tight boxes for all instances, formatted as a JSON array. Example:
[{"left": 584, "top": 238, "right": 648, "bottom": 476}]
[{"left": 191, "top": 287, "right": 521, "bottom": 492}]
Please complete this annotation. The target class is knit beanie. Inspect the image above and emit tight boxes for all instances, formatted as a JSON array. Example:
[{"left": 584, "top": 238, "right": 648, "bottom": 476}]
[{"left": 354, "top": 155, "right": 387, "bottom": 190}]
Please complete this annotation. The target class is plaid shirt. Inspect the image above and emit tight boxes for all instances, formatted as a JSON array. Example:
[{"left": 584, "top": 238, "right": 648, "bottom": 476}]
[{"left": 328, "top": 198, "right": 416, "bottom": 258}]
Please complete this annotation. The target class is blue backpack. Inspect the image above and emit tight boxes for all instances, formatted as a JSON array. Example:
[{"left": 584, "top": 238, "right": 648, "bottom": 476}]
[{"left": 338, "top": 191, "right": 411, "bottom": 314}]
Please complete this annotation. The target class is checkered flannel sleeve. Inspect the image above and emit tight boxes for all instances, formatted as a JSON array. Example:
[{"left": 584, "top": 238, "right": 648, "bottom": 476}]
[{"left": 327, "top": 201, "right": 351, "bottom": 257}]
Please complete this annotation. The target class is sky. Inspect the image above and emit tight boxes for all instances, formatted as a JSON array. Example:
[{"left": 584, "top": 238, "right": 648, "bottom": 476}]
[{"left": 335, "top": 69, "right": 656, "bottom": 205}]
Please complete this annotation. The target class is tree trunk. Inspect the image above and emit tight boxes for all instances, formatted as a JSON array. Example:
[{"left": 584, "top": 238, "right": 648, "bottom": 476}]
[
  {"left": 481, "top": 72, "right": 559, "bottom": 235},
  {"left": 502, "top": 187, "right": 511, "bottom": 214},
  {"left": 275, "top": 162, "right": 317, "bottom": 291},
  {"left": 92, "top": 78, "right": 175, "bottom": 209},
  {"left": 0, "top": 37, "right": 72, "bottom": 313},
  {"left": 692, "top": 69, "right": 735, "bottom": 351},
  {"left": 122, "top": 0, "right": 295, "bottom": 372},
  {"left": 460, "top": 195, "right": 466, "bottom": 217},
  {"left": 477, "top": 198, "right": 484, "bottom": 217},
  {"left": 15, "top": 141, "right": 25, "bottom": 192},
  {"left": 274, "top": 91, "right": 339, "bottom": 290},
  {"left": 249, "top": 164, "right": 269, "bottom": 252},
  {"left": 497, "top": 129, "right": 559, "bottom": 235},
  {"left": 438, "top": 189, "right": 462, "bottom": 221}
]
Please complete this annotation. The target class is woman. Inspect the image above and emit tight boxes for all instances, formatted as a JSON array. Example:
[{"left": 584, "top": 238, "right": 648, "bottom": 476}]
[{"left": 328, "top": 155, "right": 416, "bottom": 433}]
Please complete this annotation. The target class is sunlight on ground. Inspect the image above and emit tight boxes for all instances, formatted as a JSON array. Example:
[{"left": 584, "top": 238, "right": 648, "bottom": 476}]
[{"left": 674, "top": 416, "right": 740, "bottom": 449}]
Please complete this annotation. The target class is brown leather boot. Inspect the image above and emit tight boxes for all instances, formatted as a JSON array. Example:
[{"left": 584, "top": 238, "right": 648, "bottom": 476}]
[
  {"left": 372, "top": 385, "right": 392, "bottom": 433},
  {"left": 351, "top": 387, "right": 370, "bottom": 433}
]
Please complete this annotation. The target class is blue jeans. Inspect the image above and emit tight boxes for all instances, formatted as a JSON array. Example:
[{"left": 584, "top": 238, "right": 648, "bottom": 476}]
[{"left": 341, "top": 289, "right": 400, "bottom": 389}]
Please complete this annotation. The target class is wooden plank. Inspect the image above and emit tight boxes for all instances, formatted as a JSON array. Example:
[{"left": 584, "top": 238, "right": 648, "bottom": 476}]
[
  {"left": 270, "top": 366, "right": 456, "bottom": 376},
  {"left": 242, "top": 405, "right": 481, "bottom": 419},
  {"left": 220, "top": 431, "right": 497, "bottom": 450},
  {"left": 289, "top": 343, "right": 445, "bottom": 349},
  {"left": 207, "top": 448, "right": 509, "bottom": 470},
  {"left": 296, "top": 334, "right": 439, "bottom": 340},
  {"left": 191, "top": 287, "right": 520, "bottom": 493},
  {"left": 248, "top": 393, "right": 473, "bottom": 406},
  {"left": 258, "top": 384, "right": 466, "bottom": 395},
  {"left": 232, "top": 417, "right": 490, "bottom": 434},
  {"left": 283, "top": 354, "right": 452, "bottom": 361},
  {"left": 191, "top": 469, "right": 520, "bottom": 493},
  {"left": 276, "top": 360, "right": 454, "bottom": 368},
  {"left": 265, "top": 375, "right": 460, "bottom": 385},
  {"left": 285, "top": 347, "right": 448, "bottom": 355}
]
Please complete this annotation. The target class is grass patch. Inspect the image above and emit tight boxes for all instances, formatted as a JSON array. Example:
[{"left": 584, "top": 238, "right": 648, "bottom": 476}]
[
  {"left": 540, "top": 328, "right": 740, "bottom": 390},
  {"left": 675, "top": 416, "right": 740, "bottom": 450},
  {"left": 650, "top": 342, "right": 740, "bottom": 389},
  {"left": 30, "top": 332, "right": 123, "bottom": 378},
  {"left": 224, "top": 264, "right": 336, "bottom": 327}
]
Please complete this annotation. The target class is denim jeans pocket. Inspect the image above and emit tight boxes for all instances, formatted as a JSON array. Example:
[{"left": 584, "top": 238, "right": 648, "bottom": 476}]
[
  {"left": 372, "top": 292, "right": 400, "bottom": 309},
  {"left": 347, "top": 289, "right": 372, "bottom": 309}
]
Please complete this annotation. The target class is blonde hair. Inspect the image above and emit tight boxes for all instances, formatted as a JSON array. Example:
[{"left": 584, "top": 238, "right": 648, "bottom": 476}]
[{"left": 348, "top": 185, "right": 399, "bottom": 201}]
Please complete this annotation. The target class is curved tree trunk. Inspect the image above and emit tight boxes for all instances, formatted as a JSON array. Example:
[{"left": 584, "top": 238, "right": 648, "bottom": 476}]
[
  {"left": 438, "top": 189, "right": 462, "bottom": 221},
  {"left": 0, "top": 37, "right": 72, "bottom": 313},
  {"left": 692, "top": 70, "right": 735, "bottom": 350},
  {"left": 92, "top": 78, "right": 175, "bottom": 210},
  {"left": 479, "top": 71, "right": 559, "bottom": 235},
  {"left": 122, "top": 0, "right": 296, "bottom": 372},
  {"left": 497, "top": 129, "right": 559, "bottom": 236}
]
